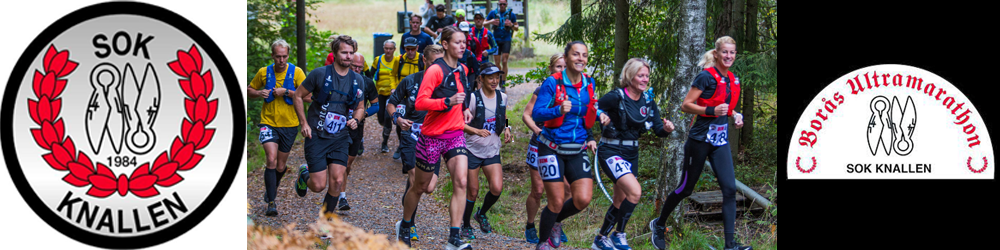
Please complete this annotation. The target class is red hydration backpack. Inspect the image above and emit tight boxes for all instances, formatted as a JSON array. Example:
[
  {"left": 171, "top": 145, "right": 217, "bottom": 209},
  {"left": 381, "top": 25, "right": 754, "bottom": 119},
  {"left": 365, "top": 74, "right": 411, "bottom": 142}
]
[
  {"left": 469, "top": 26, "right": 490, "bottom": 61},
  {"left": 544, "top": 71, "right": 598, "bottom": 129},
  {"left": 696, "top": 67, "right": 740, "bottom": 117}
]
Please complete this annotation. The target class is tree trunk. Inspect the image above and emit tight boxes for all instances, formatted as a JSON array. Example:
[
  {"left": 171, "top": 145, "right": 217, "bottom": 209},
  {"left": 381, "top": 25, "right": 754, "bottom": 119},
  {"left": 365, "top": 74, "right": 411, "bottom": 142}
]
[
  {"left": 613, "top": 0, "right": 630, "bottom": 79},
  {"left": 571, "top": 0, "right": 582, "bottom": 41},
  {"left": 739, "top": 0, "right": 758, "bottom": 154},
  {"left": 713, "top": 0, "right": 732, "bottom": 40},
  {"left": 744, "top": 0, "right": 759, "bottom": 53},
  {"left": 523, "top": 0, "right": 530, "bottom": 44},
  {"left": 730, "top": 0, "right": 745, "bottom": 47},
  {"left": 296, "top": 0, "right": 306, "bottom": 71},
  {"left": 657, "top": 0, "right": 706, "bottom": 229}
]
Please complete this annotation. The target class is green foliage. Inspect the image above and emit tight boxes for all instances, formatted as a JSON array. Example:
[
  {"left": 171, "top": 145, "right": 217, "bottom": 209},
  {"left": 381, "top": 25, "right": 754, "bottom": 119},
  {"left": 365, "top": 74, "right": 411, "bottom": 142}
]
[
  {"left": 247, "top": 0, "right": 331, "bottom": 171},
  {"left": 505, "top": 61, "right": 551, "bottom": 88},
  {"left": 527, "top": 0, "right": 681, "bottom": 98}
]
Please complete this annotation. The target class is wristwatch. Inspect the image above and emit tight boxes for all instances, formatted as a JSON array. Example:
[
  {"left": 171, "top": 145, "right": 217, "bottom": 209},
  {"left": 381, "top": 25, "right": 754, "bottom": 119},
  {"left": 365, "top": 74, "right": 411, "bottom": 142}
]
[{"left": 444, "top": 97, "right": 452, "bottom": 107}]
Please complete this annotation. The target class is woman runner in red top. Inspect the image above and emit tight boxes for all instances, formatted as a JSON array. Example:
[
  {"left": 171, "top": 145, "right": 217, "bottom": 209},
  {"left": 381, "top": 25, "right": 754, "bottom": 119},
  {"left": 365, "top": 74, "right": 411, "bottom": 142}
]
[
  {"left": 396, "top": 26, "right": 473, "bottom": 250},
  {"left": 649, "top": 36, "right": 751, "bottom": 250}
]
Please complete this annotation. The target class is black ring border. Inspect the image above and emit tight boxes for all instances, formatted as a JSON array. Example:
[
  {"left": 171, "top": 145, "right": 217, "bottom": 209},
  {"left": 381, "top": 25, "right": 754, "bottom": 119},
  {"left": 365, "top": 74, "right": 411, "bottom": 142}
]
[{"left": 2, "top": 2, "right": 244, "bottom": 248}]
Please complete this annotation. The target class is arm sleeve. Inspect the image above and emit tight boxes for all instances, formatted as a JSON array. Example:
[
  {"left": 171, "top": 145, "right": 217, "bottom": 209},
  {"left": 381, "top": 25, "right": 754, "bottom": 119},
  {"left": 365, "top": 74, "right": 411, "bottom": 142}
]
[
  {"left": 531, "top": 77, "right": 561, "bottom": 122},
  {"left": 415, "top": 65, "right": 448, "bottom": 111},
  {"left": 249, "top": 68, "right": 266, "bottom": 89}
]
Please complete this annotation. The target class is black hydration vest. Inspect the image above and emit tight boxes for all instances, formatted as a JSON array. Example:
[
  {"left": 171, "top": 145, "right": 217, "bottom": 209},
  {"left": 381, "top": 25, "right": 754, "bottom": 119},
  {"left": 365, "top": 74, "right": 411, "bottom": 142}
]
[
  {"left": 313, "top": 66, "right": 362, "bottom": 111},
  {"left": 403, "top": 71, "right": 427, "bottom": 122},
  {"left": 605, "top": 88, "right": 655, "bottom": 139},
  {"left": 429, "top": 58, "right": 469, "bottom": 112},
  {"left": 468, "top": 89, "right": 507, "bottom": 137}
]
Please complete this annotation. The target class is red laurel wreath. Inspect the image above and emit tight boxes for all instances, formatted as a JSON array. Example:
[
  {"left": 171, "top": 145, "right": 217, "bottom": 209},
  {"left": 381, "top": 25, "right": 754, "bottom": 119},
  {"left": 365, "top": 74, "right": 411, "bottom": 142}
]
[
  {"left": 968, "top": 156, "right": 988, "bottom": 174},
  {"left": 795, "top": 156, "right": 816, "bottom": 173},
  {"left": 28, "top": 44, "right": 216, "bottom": 198}
]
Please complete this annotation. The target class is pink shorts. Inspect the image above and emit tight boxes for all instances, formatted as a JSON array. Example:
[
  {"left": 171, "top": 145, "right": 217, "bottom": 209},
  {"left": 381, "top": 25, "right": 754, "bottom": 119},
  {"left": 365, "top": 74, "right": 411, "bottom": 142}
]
[{"left": 415, "top": 130, "right": 467, "bottom": 173}]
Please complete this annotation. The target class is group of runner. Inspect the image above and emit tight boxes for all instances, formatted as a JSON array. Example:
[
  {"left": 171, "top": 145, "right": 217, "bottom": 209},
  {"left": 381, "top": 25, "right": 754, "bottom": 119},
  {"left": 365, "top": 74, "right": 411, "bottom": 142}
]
[{"left": 248, "top": 2, "right": 752, "bottom": 249}]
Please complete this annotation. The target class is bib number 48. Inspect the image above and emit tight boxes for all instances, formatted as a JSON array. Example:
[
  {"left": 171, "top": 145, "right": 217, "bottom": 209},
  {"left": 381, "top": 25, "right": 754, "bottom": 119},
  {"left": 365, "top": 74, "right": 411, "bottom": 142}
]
[{"left": 706, "top": 123, "right": 728, "bottom": 147}]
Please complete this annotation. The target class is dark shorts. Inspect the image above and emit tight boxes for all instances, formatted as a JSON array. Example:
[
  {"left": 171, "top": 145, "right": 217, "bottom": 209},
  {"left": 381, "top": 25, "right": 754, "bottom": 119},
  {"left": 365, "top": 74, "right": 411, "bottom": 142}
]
[
  {"left": 525, "top": 134, "right": 540, "bottom": 170},
  {"left": 496, "top": 40, "right": 512, "bottom": 55},
  {"left": 348, "top": 132, "right": 364, "bottom": 157},
  {"left": 415, "top": 133, "right": 467, "bottom": 174},
  {"left": 536, "top": 145, "right": 593, "bottom": 183},
  {"left": 468, "top": 153, "right": 501, "bottom": 170},
  {"left": 303, "top": 130, "right": 350, "bottom": 173},
  {"left": 258, "top": 124, "right": 297, "bottom": 153},
  {"left": 398, "top": 130, "right": 418, "bottom": 174},
  {"left": 597, "top": 143, "right": 640, "bottom": 183}
]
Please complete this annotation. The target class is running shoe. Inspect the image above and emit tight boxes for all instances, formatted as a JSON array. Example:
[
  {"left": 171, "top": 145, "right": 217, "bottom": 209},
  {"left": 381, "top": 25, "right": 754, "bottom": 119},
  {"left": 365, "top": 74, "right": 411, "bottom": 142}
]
[
  {"left": 525, "top": 227, "right": 539, "bottom": 244},
  {"left": 473, "top": 212, "right": 492, "bottom": 233},
  {"left": 337, "top": 197, "right": 351, "bottom": 211},
  {"left": 551, "top": 222, "right": 563, "bottom": 248},
  {"left": 724, "top": 241, "right": 753, "bottom": 250},
  {"left": 265, "top": 201, "right": 277, "bottom": 216},
  {"left": 650, "top": 218, "right": 669, "bottom": 250},
  {"left": 395, "top": 220, "right": 411, "bottom": 247},
  {"left": 295, "top": 165, "right": 309, "bottom": 197},
  {"left": 461, "top": 225, "right": 476, "bottom": 240},
  {"left": 610, "top": 232, "right": 631, "bottom": 250},
  {"left": 446, "top": 235, "right": 472, "bottom": 250},
  {"left": 590, "top": 234, "right": 614, "bottom": 250},
  {"left": 410, "top": 226, "right": 419, "bottom": 241}
]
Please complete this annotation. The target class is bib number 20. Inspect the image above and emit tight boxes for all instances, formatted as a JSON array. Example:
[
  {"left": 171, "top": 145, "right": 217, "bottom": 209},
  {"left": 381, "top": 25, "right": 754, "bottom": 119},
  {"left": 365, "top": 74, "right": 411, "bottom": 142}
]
[{"left": 537, "top": 155, "right": 560, "bottom": 180}]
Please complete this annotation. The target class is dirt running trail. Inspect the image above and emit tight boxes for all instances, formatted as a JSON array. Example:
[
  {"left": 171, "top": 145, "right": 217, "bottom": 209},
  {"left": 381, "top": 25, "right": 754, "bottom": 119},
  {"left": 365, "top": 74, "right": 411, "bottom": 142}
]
[{"left": 248, "top": 75, "right": 580, "bottom": 249}]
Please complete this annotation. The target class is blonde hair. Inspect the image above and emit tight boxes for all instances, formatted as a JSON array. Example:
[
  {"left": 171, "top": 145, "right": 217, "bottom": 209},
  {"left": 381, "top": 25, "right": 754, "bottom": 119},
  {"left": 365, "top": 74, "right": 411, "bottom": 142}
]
[
  {"left": 619, "top": 58, "right": 650, "bottom": 88},
  {"left": 548, "top": 53, "right": 564, "bottom": 75},
  {"left": 698, "top": 36, "right": 737, "bottom": 68},
  {"left": 423, "top": 44, "right": 445, "bottom": 58},
  {"left": 271, "top": 39, "right": 291, "bottom": 54}
]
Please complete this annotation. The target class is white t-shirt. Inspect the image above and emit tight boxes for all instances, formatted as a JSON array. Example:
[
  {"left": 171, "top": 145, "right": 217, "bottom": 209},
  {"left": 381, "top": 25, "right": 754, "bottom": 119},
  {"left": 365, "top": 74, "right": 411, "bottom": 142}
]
[{"left": 465, "top": 89, "right": 507, "bottom": 159}]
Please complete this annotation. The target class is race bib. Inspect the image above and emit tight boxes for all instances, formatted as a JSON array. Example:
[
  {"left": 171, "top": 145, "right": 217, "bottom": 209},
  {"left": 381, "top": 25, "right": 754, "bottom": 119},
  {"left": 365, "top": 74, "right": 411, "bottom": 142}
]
[
  {"left": 396, "top": 104, "right": 406, "bottom": 117},
  {"left": 537, "top": 155, "right": 560, "bottom": 180},
  {"left": 410, "top": 123, "right": 423, "bottom": 141},
  {"left": 259, "top": 126, "right": 274, "bottom": 143},
  {"left": 525, "top": 145, "right": 539, "bottom": 167},
  {"left": 706, "top": 123, "right": 728, "bottom": 146},
  {"left": 484, "top": 116, "right": 497, "bottom": 133},
  {"left": 605, "top": 155, "right": 633, "bottom": 179},
  {"left": 324, "top": 112, "right": 348, "bottom": 134}
]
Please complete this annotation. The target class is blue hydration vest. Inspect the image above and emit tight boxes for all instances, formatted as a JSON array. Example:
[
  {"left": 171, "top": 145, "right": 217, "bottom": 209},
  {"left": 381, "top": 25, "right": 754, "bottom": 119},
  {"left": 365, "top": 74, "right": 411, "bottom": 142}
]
[{"left": 265, "top": 63, "right": 296, "bottom": 105}]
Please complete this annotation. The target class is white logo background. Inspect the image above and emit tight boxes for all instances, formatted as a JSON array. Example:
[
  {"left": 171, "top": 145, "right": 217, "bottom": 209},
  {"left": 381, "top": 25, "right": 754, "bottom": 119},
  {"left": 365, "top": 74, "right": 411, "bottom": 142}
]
[{"left": 788, "top": 65, "right": 994, "bottom": 179}]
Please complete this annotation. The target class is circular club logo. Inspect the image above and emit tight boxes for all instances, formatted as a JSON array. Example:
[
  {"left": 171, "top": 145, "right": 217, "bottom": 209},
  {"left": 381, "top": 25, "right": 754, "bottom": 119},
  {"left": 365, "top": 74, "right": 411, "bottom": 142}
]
[
  {"left": 788, "top": 64, "right": 993, "bottom": 179},
  {"left": 2, "top": 2, "right": 242, "bottom": 248}
]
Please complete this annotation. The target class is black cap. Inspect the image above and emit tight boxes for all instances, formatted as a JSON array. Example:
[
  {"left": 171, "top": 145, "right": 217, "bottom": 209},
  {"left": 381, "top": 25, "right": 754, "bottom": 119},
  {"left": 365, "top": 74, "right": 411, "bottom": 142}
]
[{"left": 404, "top": 37, "right": 419, "bottom": 47}]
